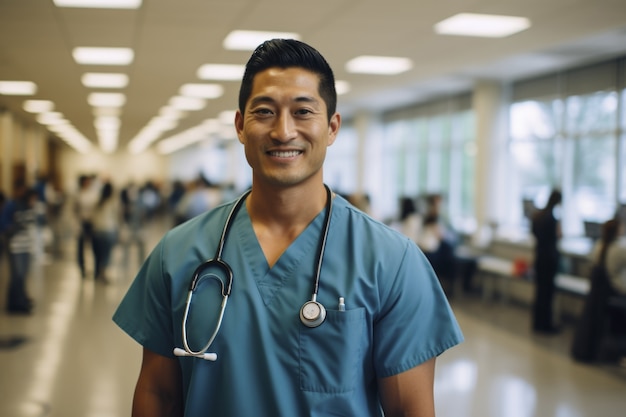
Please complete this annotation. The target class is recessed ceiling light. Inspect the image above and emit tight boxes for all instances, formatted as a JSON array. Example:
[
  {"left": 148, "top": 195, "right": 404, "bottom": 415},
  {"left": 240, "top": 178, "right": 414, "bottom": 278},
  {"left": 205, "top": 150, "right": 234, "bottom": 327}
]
[
  {"left": 53, "top": 0, "right": 141, "bottom": 9},
  {"left": 219, "top": 110, "right": 237, "bottom": 125},
  {"left": 73, "top": 47, "right": 134, "bottom": 65},
  {"left": 197, "top": 64, "right": 246, "bottom": 81},
  {"left": 97, "top": 129, "right": 118, "bottom": 154},
  {"left": 36, "top": 112, "right": 65, "bottom": 125},
  {"left": 23, "top": 100, "right": 55, "bottom": 113},
  {"left": 159, "top": 106, "right": 186, "bottom": 121},
  {"left": 345, "top": 56, "right": 413, "bottom": 75},
  {"left": 335, "top": 80, "right": 350, "bottom": 95},
  {"left": 147, "top": 117, "right": 178, "bottom": 132},
  {"left": 179, "top": 83, "right": 224, "bottom": 99},
  {"left": 48, "top": 123, "right": 73, "bottom": 134},
  {"left": 434, "top": 13, "right": 531, "bottom": 38},
  {"left": 95, "top": 116, "right": 121, "bottom": 130},
  {"left": 88, "top": 92, "right": 126, "bottom": 107},
  {"left": 0, "top": 81, "right": 37, "bottom": 95},
  {"left": 201, "top": 118, "right": 221, "bottom": 133},
  {"left": 223, "top": 30, "right": 301, "bottom": 51},
  {"left": 82, "top": 73, "right": 129, "bottom": 88},
  {"left": 169, "top": 96, "right": 206, "bottom": 111}
]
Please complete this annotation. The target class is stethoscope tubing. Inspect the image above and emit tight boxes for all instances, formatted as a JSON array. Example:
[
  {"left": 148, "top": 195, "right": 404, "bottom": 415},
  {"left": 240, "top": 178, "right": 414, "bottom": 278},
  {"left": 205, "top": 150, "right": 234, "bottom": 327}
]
[
  {"left": 176, "top": 185, "right": 333, "bottom": 359},
  {"left": 177, "top": 191, "right": 249, "bottom": 358}
]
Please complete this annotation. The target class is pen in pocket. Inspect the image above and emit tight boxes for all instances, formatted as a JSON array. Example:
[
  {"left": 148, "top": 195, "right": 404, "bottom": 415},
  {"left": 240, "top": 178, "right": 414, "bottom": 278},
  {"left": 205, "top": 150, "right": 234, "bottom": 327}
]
[{"left": 338, "top": 297, "right": 345, "bottom": 312}]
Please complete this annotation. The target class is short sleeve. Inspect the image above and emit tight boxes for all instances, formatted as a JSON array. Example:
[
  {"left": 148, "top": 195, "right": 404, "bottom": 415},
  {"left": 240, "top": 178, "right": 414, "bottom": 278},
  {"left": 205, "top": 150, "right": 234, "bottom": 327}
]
[
  {"left": 112, "top": 238, "right": 176, "bottom": 358},
  {"left": 373, "top": 239, "right": 463, "bottom": 378}
]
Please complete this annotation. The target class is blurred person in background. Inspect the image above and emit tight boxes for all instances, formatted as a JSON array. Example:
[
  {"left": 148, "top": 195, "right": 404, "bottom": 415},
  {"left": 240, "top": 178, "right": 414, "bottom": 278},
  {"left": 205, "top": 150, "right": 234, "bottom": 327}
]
[
  {"left": 74, "top": 174, "right": 99, "bottom": 279},
  {"left": 0, "top": 180, "right": 39, "bottom": 314},
  {"left": 92, "top": 182, "right": 121, "bottom": 284},
  {"left": 531, "top": 189, "right": 562, "bottom": 334}
]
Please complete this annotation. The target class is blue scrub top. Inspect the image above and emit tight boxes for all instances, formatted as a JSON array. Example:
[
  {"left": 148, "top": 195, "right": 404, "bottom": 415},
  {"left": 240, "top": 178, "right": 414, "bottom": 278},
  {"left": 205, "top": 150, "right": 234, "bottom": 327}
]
[{"left": 113, "top": 194, "right": 463, "bottom": 417}]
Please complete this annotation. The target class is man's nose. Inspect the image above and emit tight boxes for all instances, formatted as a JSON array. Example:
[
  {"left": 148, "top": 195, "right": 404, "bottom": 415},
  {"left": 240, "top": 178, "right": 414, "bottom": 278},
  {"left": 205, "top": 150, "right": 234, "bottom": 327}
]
[{"left": 270, "top": 112, "right": 297, "bottom": 141}]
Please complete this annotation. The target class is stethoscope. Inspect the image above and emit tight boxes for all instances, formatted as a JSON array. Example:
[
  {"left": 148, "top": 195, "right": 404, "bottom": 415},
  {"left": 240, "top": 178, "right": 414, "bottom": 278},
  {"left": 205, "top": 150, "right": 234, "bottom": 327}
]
[{"left": 173, "top": 185, "right": 333, "bottom": 361}]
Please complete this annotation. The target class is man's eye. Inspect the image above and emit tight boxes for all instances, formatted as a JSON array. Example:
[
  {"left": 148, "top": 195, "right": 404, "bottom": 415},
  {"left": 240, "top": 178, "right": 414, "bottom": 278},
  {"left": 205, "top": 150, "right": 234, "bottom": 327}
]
[
  {"left": 253, "top": 108, "right": 273, "bottom": 115},
  {"left": 295, "top": 108, "right": 313, "bottom": 115}
]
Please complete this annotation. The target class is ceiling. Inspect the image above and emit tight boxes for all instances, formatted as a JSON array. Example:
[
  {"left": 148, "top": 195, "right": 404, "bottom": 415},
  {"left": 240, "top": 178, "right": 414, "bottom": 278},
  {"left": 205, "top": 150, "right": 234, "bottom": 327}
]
[{"left": 1, "top": 0, "right": 626, "bottom": 154}]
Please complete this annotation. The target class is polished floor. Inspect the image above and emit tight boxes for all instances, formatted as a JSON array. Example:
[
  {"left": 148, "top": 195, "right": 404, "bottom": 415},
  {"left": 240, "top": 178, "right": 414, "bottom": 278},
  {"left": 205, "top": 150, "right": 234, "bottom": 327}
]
[{"left": 1, "top": 218, "right": 625, "bottom": 417}]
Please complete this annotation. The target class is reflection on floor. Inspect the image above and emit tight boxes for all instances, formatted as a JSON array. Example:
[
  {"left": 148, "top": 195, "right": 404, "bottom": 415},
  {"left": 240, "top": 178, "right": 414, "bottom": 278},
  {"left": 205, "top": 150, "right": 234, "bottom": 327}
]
[{"left": 0, "top": 217, "right": 625, "bottom": 417}]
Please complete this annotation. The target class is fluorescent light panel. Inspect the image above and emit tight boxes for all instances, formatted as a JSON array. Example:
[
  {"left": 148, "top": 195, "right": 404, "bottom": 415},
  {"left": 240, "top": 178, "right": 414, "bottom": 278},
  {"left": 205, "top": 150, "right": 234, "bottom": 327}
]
[
  {"left": 36, "top": 112, "right": 65, "bottom": 125},
  {"left": 159, "top": 106, "right": 186, "bottom": 120},
  {"left": 88, "top": 92, "right": 126, "bottom": 107},
  {"left": 169, "top": 96, "right": 206, "bottom": 111},
  {"left": 223, "top": 30, "right": 301, "bottom": 51},
  {"left": 97, "top": 129, "right": 118, "bottom": 154},
  {"left": 73, "top": 47, "right": 134, "bottom": 65},
  {"left": 53, "top": 0, "right": 141, "bottom": 9},
  {"left": 346, "top": 56, "right": 413, "bottom": 75},
  {"left": 335, "top": 80, "right": 350, "bottom": 95},
  {"left": 197, "top": 64, "right": 246, "bottom": 81},
  {"left": 95, "top": 116, "right": 120, "bottom": 130},
  {"left": 82, "top": 73, "right": 128, "bottom": 88},
  {"left": 434, "top": 13, "right": 531, "bottom": 38},
  {"left": 23, "top": 100, "right": 54, "bottom": 113},
  {"left": 147, "top": 117, "right": 178, "bottom": 132},
  {"left": 219, "top": 110, "right": 237, "bottom": 125},
  {"left": 179, "top": 83, "right": 223, "bottom": 99},
  {"left": 0, "top": 81, "right": 37, "bottom": 95}
]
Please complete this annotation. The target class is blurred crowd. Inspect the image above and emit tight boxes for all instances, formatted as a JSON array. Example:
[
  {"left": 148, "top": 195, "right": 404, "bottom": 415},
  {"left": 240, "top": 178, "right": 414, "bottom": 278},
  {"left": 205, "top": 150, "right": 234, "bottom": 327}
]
[{"left": 0, "top": 172, "right": 236, "bottom": 315}]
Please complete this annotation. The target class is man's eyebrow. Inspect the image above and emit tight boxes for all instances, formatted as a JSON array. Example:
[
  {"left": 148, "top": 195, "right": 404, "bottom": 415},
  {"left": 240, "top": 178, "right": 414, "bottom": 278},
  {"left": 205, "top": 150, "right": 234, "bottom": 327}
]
[
  {"left": 249, "top": 95, "right": 275, "bottom": 106},
  {"left": 249, "top": 95, "right": 320, "bottom": 106}
]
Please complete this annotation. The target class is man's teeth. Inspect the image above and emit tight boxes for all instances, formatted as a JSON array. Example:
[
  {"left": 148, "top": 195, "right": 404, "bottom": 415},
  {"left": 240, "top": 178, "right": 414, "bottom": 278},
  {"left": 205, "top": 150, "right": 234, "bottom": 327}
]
[{"left": 269, "top": 150, "right": 301, "bottom": 157}]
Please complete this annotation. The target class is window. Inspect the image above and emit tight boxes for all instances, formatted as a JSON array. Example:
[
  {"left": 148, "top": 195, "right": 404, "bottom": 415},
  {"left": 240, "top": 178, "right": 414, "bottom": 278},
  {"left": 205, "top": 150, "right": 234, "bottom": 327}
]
[
  {"left": 374, "top": 96, "right": 475, "bottom": 228},
  {"left": 508, "top": 59, "right": 624, "bottom": 237},
  {"left": 324, "top": 125, "right": 358, "bottom": 195},
  {"left": 508, "top": 99, "right": 563, "bottom": 229}
]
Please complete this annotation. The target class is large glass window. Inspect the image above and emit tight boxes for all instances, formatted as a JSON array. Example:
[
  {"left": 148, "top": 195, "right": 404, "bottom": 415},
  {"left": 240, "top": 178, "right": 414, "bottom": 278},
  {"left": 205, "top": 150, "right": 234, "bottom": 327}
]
[
  {"left": 564, "top": 92, "right": 618, "bottom": 233},
  {"left": 373, "top": 97, "right": 475, "bottom": 228},
  {"left": 508, "top": 99, "right": 563, "bottom": 229},
  {"left": 508, "top": 59, "right": 624, "bottom": 238},
  {"left": 449, "top": 110, "right": 475, "bottom": 230},
  {"left": 324, "top": 125, "right": 358, "bottom": 195}
]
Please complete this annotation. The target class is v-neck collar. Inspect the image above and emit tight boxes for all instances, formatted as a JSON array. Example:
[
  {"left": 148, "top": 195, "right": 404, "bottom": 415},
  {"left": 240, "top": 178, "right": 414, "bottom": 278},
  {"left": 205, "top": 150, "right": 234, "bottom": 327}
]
[{"left": 236, "top": 203, "right": 326, "bottom": 305}]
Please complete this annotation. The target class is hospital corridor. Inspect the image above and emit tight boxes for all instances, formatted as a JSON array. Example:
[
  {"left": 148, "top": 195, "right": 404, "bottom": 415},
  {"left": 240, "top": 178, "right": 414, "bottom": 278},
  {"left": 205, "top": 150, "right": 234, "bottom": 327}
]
[
  {"left": 2, "top": 0, "right": 626, "bottom": 416},
  {"left": 0, "top": 212, "right": 625, "bottom": 417}
]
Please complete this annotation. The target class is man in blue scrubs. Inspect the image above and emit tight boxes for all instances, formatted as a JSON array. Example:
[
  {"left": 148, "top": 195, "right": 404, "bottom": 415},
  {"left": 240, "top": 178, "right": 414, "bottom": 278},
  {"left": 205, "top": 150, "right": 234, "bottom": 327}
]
[{"left": 113, "top": 39, "right": 463, "bottom": 416}]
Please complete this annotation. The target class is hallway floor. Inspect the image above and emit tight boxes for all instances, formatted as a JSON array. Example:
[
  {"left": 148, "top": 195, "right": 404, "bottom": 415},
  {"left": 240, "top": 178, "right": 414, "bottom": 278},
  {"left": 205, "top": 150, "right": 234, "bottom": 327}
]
[{"left": 1, "top": 218, "right": 625, "bottom": 417}]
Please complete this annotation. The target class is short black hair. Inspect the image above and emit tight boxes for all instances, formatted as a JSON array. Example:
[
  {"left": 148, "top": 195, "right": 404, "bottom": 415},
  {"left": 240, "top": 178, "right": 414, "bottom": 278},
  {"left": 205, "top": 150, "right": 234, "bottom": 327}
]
[{"left": 238, "top": 39, "right": 337, "bottom": 121}]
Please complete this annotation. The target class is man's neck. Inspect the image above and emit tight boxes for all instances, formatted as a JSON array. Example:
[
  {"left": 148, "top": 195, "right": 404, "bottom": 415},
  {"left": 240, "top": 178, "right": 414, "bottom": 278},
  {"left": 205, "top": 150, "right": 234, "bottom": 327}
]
[{"left": 245, "top": 182, "right": 329, "bottom": 267}]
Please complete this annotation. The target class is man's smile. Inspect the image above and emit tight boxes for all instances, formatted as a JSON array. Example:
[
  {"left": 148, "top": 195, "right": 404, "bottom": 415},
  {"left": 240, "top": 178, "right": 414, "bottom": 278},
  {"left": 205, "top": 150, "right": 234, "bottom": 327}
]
[{"left": 267, "top": 150, "right": 303, "bottom": 158}]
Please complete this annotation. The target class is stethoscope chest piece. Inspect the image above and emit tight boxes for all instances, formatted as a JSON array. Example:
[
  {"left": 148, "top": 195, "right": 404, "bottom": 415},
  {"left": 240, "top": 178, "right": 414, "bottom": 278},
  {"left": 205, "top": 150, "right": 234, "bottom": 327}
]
[{"left": 300, "top": 300, "right": 326, "bottom": 328}]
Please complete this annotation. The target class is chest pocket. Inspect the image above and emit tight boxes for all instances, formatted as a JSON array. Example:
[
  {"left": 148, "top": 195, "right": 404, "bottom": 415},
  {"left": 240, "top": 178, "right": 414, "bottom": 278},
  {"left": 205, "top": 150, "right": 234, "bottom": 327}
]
[{"left": 299, "top": 307, "right": 365, "bottom": 393}]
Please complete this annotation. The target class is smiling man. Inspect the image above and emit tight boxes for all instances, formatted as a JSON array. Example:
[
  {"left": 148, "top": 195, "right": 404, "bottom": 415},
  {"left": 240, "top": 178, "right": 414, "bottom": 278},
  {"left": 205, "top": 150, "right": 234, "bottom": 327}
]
[{"left": 113, "top": 39, "right": 463, "bottom": 417}]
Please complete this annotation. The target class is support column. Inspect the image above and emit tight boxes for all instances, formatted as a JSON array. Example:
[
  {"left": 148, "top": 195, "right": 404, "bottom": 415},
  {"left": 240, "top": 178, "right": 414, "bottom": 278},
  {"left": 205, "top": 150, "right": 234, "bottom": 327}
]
[
  {"left": 0, "top": 111, "right": 14, "bottom": 192},
  {"left": 472, "top": 80, "right": 509, "bottom": 235},
  {"left": 352, "top": 112, "right": 370, "bottom": 195}
]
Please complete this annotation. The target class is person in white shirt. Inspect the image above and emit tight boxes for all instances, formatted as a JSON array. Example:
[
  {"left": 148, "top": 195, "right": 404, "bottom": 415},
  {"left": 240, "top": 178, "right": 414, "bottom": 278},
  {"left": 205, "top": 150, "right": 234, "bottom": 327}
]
[
  {"left": 74, "top": 174, "right": 99, "bottom": 279},
  {"left": 92, "top": 182, "right": 121, "bottom": 283}
]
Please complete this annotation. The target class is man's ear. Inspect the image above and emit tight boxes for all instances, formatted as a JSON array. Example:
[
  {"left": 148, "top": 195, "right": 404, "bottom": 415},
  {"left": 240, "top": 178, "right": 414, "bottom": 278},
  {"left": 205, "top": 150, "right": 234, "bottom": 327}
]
[
  {"left": 235, "top": 110, "right": 245, "bottom": 144},
  {"left": 327, "top": 112, "right": 341, "bottom": 146}
]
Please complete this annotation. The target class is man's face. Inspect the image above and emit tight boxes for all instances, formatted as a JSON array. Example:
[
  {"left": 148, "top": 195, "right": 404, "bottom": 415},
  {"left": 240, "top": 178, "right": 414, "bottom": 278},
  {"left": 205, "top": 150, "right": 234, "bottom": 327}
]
[{"left": 235, "top": 67, "right": 340, "bottom": 189}]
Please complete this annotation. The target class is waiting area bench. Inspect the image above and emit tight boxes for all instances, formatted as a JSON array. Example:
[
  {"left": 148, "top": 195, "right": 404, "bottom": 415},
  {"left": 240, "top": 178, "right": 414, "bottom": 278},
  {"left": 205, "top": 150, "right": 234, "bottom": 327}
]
[{"left": 477, "top": 255, "right": 590, "bottom": 319}]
